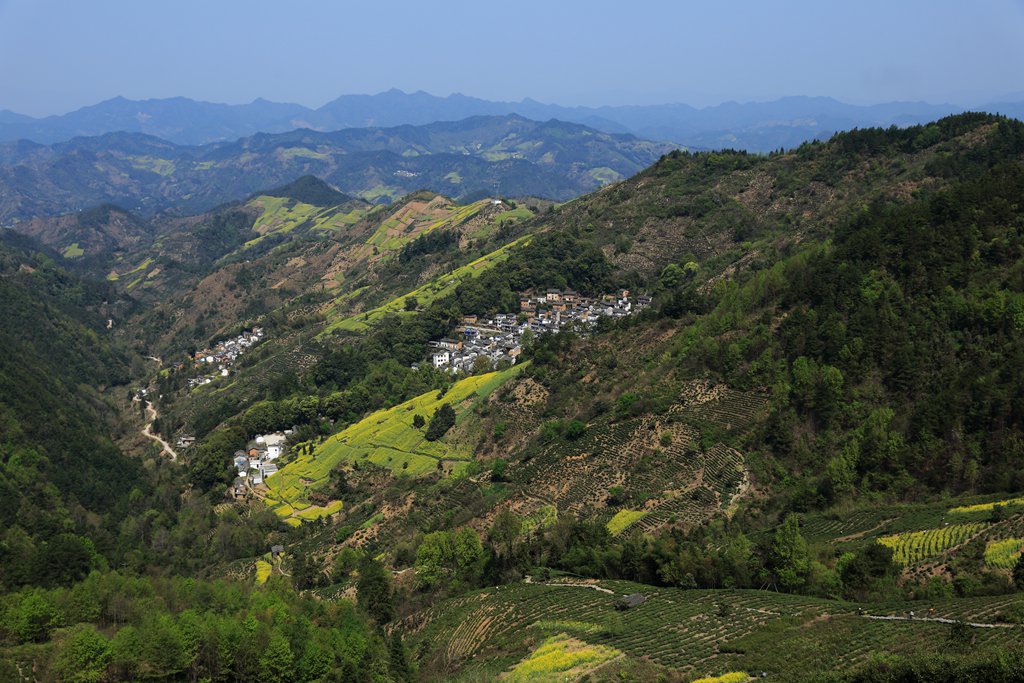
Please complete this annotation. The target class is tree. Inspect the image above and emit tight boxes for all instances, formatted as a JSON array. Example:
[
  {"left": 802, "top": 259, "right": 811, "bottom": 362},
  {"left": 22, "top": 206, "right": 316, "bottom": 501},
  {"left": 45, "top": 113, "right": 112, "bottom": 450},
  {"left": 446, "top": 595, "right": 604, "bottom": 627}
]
[
  {"left": 412, "top": 414, "right": 425, "bottom": 429},
  {"left": 259, "top": 631, "right": 295, "bottom": 683},
  {"left": 389, "top": 631, "right": 413, "bottom": 682},
  {"left": 291, "top": 553, "right": 317, "bottom": 590},
  {"left": 53, "top": 624, "right": 111, "bottom": 683},
  {"left": 453, "top": 528, "right": 485, "bottom": 585},
  {"left": 424, "top": 404, "right": 456, "bottom": 441},
  {"left": 415, "top": 529, "right": 485, "bottom": 588},
  {"left": 333, "top": 548, "right": 361, "bottom": 580},
  {"left": 357, "top": 557, "right": 394, "bottom": 624},
  {"left": 403, "top": 296, "right": 418, "bottom": 311},
  {"left": 415, "top": 532, "right": 454, "bottom": 588},
  {"left": 489, "top": 509, "right": 523, "bottom": 565},
  {"left": 841, "top": 543, "right": 896, "bottom": 594},
  {"left": 490, "top": 458, "right": 508, "bottom": 482},
  {"left": 768, "top": 513, "right": 811, "bottom": 591},
  {"left": 6, "top": 590, "right": 57, "bottom": 643},
  {"left": 1014, "top": 554, "right": 1024, "bottom": 590},
  {"left": 565, "top": 420, "right": 586, "bottom": 440},
  {"left": 471, "top": 355, "right": 493, "bottom": 375}
]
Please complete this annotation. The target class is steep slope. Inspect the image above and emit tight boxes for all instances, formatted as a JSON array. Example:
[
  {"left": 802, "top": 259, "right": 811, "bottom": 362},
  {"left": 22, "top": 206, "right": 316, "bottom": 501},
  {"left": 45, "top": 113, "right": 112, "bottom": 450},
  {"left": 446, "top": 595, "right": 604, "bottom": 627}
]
[
  {"left": 0, "top": 238, "right": 140, "bottom": 589},
  {"left": 11, "top": 203, "right": 152, "bottom": 263}
]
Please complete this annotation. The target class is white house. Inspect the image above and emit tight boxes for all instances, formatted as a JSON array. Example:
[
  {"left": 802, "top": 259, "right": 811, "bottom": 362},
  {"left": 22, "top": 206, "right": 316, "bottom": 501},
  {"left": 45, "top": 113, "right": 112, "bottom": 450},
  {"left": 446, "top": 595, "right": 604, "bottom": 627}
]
[{"left": 432, "top": 350, "right": 450, "bottom": 368}]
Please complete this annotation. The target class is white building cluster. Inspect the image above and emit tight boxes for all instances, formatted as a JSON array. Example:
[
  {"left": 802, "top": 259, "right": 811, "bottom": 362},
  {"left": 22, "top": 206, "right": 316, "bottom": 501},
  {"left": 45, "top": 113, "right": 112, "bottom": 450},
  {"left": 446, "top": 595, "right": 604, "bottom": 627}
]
[
  {"left": 419, "top": 289, "right": 650, "bottom": 373},
  {"left": 231, "top": 431, "right": 289, "bottom": 498},
  {"left": 188, "top": 327, "right": 264, "bottom": 389}
]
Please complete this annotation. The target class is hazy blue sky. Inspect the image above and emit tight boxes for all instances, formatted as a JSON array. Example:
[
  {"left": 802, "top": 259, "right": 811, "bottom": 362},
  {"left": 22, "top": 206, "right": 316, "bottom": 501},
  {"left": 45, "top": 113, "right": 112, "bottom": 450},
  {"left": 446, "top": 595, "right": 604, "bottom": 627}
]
[{"left": 1, "top": 0, "right": 1023, "bottom": 116}]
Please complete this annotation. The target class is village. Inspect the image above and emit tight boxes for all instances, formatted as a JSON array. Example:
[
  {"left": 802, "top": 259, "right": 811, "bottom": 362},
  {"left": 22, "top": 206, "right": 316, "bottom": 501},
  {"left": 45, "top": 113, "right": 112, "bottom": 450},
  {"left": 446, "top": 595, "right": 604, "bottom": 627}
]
[
  {"left": 186, "top": 327, "right": 265, "bottom": 389},
  {"left": 418, "top": 288, "right": 651, "bottom": 373},
  {"left": 230, "top": 430, "right": 291, "bottom": 499}
]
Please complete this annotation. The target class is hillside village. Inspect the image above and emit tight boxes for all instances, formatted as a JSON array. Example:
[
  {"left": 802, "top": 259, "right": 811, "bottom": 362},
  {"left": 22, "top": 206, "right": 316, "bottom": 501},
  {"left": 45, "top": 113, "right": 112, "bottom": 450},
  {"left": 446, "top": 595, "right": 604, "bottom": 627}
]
[
  {"left": 420, "top": 288, "right": 651, "bottom": 373},
  {"left": 187, "top": 327, "right": 264, "bottom": 389},
  {"left": 231, "top": 431, "right": 290, "bottom": 498}
]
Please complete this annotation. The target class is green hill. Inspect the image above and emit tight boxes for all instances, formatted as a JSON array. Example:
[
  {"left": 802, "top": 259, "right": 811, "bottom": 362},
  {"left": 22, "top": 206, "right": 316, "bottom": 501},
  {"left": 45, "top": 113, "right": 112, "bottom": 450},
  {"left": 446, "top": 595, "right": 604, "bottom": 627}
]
[{"left": 7, "top": 113, "right": 1024, "bottom": 682}]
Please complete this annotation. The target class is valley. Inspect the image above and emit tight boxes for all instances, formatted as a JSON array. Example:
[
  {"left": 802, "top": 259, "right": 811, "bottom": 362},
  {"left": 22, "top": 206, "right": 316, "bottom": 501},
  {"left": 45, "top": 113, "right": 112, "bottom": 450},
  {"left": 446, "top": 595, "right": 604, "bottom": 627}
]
[{"left": 4, "top": 113, "right": 1024, "bottom": 682}]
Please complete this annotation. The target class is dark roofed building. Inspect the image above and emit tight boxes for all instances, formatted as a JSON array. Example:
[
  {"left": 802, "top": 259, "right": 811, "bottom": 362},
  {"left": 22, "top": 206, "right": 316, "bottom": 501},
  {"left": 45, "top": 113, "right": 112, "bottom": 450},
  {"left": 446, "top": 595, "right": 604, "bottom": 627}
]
[{"left": 615, "top": 593, "right": 647, "bottom": 610}]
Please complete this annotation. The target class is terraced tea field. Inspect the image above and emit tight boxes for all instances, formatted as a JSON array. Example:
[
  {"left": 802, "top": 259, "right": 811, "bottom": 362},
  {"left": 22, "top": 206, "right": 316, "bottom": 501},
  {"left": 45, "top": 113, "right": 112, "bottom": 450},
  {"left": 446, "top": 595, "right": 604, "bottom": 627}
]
[
  {"left": 400, "top": 580, "right": 834, "bottom": 678},
  {"left": 403, "top": 581, "right": 1024, "bottom": 680},
  {"left": 363, "top": 197, "right": 489, "bottom": 253},
  {"left": 670, "top": 380, "right": 769, "bottom": 431},
  {"left": 501, "top": 384, "right": 752, "bottom": 535},
  {"left": 263, "top": 365, "right": 522, "bottom": 523}
]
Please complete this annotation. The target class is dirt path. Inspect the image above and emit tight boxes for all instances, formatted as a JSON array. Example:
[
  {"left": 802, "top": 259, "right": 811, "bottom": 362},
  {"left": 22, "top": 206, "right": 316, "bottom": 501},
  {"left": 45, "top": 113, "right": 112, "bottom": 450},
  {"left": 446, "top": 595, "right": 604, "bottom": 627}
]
[
  {"left": 862, "top": 614, "right": 1014, "bottom": 628},
  {"left": 142, "top": 402, "right": 179, "bottom": 461},
  {"left": 524, "top": 576, "right": 616, "bottom": 594}
]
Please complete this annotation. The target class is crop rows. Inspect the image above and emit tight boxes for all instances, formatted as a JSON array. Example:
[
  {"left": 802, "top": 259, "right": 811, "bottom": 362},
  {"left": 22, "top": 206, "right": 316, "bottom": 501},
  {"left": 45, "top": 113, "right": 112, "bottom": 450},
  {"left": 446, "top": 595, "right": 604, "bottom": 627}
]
[
  {"left": 671, "top": 380, "right": 768, "bottom": 431},
  {"left": 407, "top": 582, "right": 1024, "bottom": 679},
  {"left": 800, "top": 509, "right": 897, "bottom": 542},
  {"left": 878, "top": 522, "right": 987, "bottom": 566},
  {"left": 622, "top": 445, "right": 746, "bottom": 535},
  {"left": 984, "top": 537, "right": 1024, "bottom": 569}
]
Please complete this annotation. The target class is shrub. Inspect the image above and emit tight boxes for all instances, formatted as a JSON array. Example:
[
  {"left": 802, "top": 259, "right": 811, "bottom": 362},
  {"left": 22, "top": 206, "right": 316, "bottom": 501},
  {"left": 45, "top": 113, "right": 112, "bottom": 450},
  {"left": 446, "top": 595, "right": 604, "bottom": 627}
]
[{"left": 424, "top": 404, "right": 456, "bottom": 441}]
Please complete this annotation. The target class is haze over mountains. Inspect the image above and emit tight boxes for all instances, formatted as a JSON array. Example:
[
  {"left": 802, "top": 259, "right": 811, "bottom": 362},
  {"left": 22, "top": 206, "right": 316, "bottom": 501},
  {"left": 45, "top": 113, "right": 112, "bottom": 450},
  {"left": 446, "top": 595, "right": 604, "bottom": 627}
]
[
  {"left": 0, "top": 115, "right": 673, "bottom": 224},
  {"left": 4, "top": 89, "right": 1024, "bottom": 151}
]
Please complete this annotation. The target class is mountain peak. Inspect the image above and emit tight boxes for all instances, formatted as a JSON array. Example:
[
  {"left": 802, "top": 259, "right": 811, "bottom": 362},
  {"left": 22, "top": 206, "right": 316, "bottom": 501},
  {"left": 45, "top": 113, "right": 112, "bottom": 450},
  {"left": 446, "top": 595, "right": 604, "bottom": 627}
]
[{"left": 260, "top": 175, "right": 357, "bottom": 207}]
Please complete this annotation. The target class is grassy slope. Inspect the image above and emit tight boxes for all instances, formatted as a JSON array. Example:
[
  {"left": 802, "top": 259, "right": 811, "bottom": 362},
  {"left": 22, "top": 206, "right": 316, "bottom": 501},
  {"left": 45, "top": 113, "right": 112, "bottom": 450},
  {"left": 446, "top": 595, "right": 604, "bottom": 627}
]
[
  {"left": 243, "top": 194, "right": 364, "bottom": 250},
  {"left": 364, "top": 198, "right": 488, "bottom": 252},
  {"left": 263, "top": 365, "right": 524, "bottom": 522},
  {"left": 323, "top": 235, "right": 530, "bottom": 333}
]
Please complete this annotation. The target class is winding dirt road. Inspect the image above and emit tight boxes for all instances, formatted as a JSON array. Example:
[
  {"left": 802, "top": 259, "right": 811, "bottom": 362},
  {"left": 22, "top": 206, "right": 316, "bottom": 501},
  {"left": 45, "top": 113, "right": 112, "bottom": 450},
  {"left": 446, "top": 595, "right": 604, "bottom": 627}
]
[{"left": 142, "top": 401, "right": 179, "bottom": 461}]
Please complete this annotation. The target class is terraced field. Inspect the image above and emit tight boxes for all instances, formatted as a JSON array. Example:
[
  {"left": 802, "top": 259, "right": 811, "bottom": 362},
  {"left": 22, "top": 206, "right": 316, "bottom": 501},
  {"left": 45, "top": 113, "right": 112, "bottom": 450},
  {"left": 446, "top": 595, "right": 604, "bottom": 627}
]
[
  {"left": 323, "top": 235, "right": 530, "bottom": 333},
  {"left": 503, "top": 633, "right": 621, "bottom": 682},
  {"left": 670, "top": 379, "right": 769, "bottom": 431},
  {"left": 878, "top": 522, "right": 988, "bottom": 566},
  {"left": 507, "top": 409, "right": 747, "bottom": 535},
  {"left": 263, "top": 365, "right": 523, "bottom": 524},
  {"left": 950, "top": 496, "right": 1024, "bottom": 515},
  {"left": 403, "top": 581, "right": 1024, "bottom": 680},
  {"left": 400, "top": 581, "right": 835, "bottom": 678},
  {"left": 363, "top": 197, "right": 489, "bottom": 252},
  {"left": 244, "top": 194, "right": 365, "bottom": 252},
  {"left": 984, "top": 537, "right": 1024, "bottom": 569}
]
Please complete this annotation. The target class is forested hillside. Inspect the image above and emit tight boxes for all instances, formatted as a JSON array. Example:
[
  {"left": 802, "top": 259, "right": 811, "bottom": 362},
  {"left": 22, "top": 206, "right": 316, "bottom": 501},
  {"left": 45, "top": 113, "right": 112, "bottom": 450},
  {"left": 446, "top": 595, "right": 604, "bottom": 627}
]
[{"left": 4, "top": 113, "right": 1024, "bottom": 681}]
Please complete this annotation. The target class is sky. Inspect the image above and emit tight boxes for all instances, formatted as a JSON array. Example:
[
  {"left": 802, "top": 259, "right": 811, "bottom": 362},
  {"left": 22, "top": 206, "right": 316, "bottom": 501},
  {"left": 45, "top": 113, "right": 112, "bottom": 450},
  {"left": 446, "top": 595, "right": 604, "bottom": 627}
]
[{"left": 1, "top": 0, "right": 1023, "bottom": 116}]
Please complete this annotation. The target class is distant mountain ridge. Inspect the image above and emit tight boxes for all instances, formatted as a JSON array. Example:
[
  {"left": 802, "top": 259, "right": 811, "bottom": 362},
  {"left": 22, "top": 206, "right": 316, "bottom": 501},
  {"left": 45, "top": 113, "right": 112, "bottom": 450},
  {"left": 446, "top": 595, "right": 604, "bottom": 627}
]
[
  {"left": 0, "top": 114, "right": 674, "bottom": 223},
  {"left": 4, "top": 89, "right": 1022, "bottom": 151}
]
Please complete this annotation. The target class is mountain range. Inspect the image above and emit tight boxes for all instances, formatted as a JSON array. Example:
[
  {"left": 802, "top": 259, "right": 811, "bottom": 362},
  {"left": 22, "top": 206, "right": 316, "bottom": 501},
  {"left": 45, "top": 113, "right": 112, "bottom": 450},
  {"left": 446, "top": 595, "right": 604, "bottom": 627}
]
[
  {"left": 0, "top": 114, "right": 674, "bottom": 224},
  {"left": 5, "top": 89, "right": 1024, "bottom": 151},
  {"left": 4, "top": 111, "right": 1024, "bottom": 681}
]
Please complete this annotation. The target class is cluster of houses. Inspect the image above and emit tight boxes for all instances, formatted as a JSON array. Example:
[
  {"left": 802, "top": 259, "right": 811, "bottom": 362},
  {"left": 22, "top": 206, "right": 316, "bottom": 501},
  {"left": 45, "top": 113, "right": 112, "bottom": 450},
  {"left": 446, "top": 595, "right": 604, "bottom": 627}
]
[
  {"left": 187, "top": 327, "right": 264, "bottom": 389},
  {"left": 418, "top": 288, "right": 650, "bottom": 373},
  {"left": 231, "top": 431, "right": 289, "bottom": 498}
]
